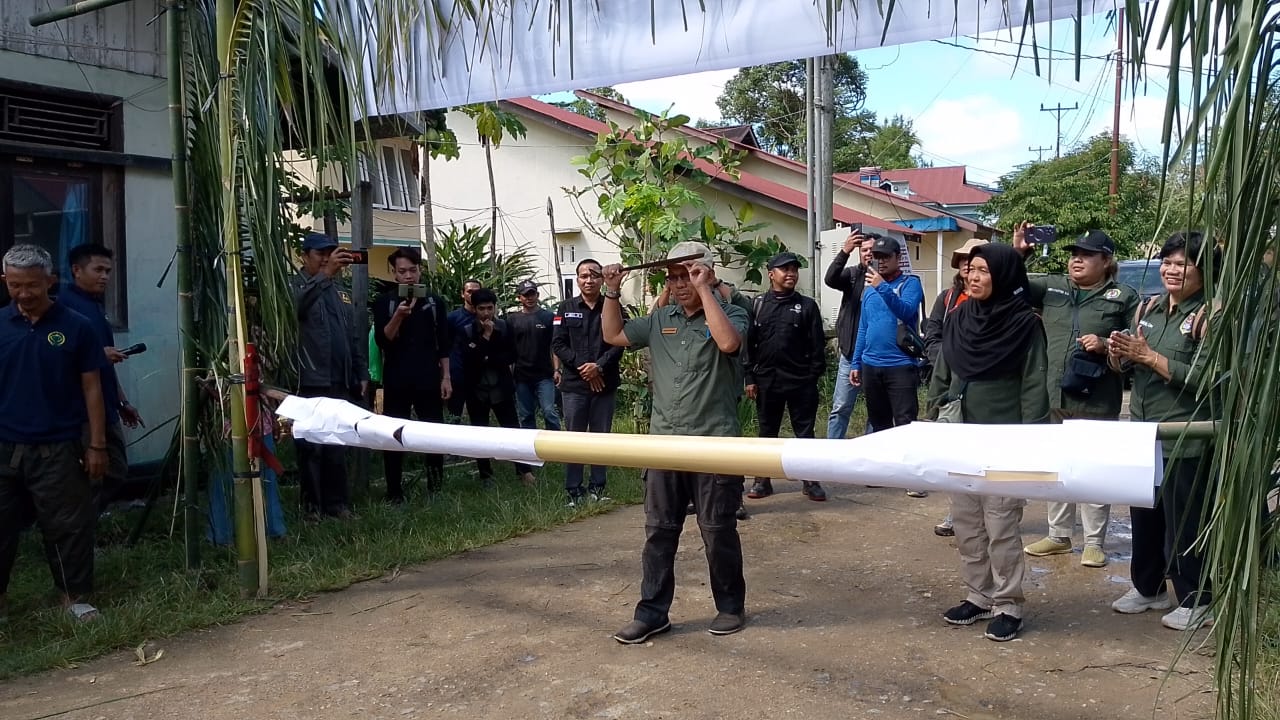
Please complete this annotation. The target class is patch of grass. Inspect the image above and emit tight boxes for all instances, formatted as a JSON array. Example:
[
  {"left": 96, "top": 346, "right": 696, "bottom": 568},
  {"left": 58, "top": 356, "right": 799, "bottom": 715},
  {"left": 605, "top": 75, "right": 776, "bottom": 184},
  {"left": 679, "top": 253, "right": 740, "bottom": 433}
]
[
  {"left": 1261, "top": 570, "right": 1280, "bottom": 720},
  {"left": 0, "top": 458, "right": 643, "bottom": 679}
]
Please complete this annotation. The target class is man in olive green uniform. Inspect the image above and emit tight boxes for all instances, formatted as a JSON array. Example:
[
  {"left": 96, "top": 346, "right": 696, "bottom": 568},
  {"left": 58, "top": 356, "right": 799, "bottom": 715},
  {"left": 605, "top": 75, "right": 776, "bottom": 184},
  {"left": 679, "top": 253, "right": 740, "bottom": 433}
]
[
  {"left": 1109, "top": 231, "right": 1218, "bottom": 631},
  {"left": 1016, "top": 228, "right": 1140, "bottom": 568},
  {"left": 601, "top": 241, "right": 752, "bottom": 644}
]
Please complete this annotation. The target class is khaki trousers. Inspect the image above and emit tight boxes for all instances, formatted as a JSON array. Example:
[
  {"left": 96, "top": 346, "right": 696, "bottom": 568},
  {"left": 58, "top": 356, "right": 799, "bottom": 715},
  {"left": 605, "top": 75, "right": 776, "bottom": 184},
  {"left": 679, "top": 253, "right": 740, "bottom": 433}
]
[
  {"left": 1047, "top": 408, "right": 1115, "bottom": 546},
  {"left": 951, "top": 494, "right": 1027, "bottom": 618}
]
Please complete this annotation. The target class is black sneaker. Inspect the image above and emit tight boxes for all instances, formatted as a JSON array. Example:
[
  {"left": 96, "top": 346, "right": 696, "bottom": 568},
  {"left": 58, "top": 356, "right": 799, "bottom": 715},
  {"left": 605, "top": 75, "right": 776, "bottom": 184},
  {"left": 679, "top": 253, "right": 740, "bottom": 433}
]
[
  {"left": 747, "top": 479, "right": 773, "bottom": 499},
  {"left": 943, "top": 601, "right": 994, "bottom": 626},
  {"left": 736, "top": 503, "right": 749, "bottom": 520},
  {"left": 708, "top": 612, "right": 745, "bottom": 636},
  {"left": 613, "top": 619, "right": 672, "bottom": 644},
  {"left": 984, "top": 613, "right": 1023, "bottom": 642},
  {"left": 803, "top": 481, "right": 827, "bottom": 501}
]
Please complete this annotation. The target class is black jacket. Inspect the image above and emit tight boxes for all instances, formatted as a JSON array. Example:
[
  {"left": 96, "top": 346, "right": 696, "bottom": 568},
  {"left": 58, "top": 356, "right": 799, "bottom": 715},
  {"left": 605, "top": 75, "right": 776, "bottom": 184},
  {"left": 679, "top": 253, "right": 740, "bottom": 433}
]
[
  {"left": 456, "top": 319, "right": 516, "bottom": 402},
  {"left": 923, "top": 287, "right": 965, "bottom": 365},
  {"left": 290, "top": 271, "right": 366, "bottom": 389},
  {"left": 551, "top": 295, "right": 624, "bottom": 393},
  {"left": 373, "top": 290, "right": 450, "bottom": 391},
  {"left": 505, "top": 308, "right": 557, "bottom": 383},
  {"left": 745, "top": 291, "right": 826, "bottom": 386},
  {"left": 823, "top": 250, "right": 867, "bottom": 359}
]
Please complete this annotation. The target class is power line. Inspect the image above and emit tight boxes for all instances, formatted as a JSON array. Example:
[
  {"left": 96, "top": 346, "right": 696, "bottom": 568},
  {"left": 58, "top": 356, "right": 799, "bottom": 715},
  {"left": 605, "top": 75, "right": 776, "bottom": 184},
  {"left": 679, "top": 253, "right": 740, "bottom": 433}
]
[
  {"left": 1029, "top": 145, "right": 1053, "bottom": 161},
  {"left": 1040, "top": 102, "right": 1079, "bottom": 158}
]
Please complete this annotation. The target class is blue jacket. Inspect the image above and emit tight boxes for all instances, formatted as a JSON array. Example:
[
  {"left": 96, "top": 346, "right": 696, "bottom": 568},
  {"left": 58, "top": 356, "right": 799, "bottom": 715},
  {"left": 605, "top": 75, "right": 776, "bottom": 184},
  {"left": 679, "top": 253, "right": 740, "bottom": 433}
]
[{"left": 852, "top": 273, "right": 924, "bottom": 370}]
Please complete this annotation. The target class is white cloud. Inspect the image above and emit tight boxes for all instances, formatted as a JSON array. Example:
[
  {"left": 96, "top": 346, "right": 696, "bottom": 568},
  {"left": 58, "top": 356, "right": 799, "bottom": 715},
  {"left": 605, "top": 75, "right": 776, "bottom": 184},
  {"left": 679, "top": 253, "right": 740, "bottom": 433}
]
[
  {"left": 913, "top": 96, "right": 1025, "bottom": 183},
  {"left": 614, "top": 69, "right": 737, "bottom": 123}
]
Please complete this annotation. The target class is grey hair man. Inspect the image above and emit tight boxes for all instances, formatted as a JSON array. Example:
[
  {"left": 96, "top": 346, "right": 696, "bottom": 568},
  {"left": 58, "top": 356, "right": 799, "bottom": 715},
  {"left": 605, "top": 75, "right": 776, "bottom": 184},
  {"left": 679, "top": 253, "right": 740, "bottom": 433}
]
[{"left": 0, "top": 244, "right": 110, "bottom": 622}]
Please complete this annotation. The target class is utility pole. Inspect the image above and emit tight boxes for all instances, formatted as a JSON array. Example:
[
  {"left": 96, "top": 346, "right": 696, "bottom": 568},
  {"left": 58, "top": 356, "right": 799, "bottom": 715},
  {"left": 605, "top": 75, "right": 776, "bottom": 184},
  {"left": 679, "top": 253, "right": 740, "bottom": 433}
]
[
  {"left": 1040, "top": 102, "right": 1079, "bottom": 158},
  {"left": 1028, "top": 145, "right": 1053, "bottom": 162},
  {"left": 1109, "top": 13, "right": 1124, "bottom": 216},
  {"left": 805, "top": 56, "right": 835, "bottom": 295}
]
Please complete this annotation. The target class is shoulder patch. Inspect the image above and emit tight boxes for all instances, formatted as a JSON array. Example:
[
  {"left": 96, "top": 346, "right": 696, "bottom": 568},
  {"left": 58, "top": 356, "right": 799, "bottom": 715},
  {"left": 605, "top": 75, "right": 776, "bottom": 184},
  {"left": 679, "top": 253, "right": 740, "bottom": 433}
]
[
  {"left": 339, "top": 291, "right": 352, "bottom": 305},
  {"left": 1180, "top": 315, "right": 1195, "bottom": 335},
  {"left": 1104, "top": 288, "right": 1122, "bottom": 300},
  {"left": 553, "top": 315, "right": 562, "bottom": 326}
]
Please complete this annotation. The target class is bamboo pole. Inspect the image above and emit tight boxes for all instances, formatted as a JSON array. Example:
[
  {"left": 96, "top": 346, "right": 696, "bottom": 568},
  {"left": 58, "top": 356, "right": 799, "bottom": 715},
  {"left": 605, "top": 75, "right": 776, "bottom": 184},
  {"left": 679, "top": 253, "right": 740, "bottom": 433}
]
[
  {"left": 216, "top": 0, "right": 258, "bottom": 596},
  {"left": 167, "top": 0, "right": 201, "bottom": 569}
]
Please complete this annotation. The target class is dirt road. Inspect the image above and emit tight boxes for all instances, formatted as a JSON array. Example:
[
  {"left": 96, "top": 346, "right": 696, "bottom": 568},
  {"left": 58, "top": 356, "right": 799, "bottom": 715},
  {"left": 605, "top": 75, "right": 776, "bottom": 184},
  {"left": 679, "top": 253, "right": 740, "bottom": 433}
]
[{"left": 0, "top": 485, "right": 1214, "bottom": 720}]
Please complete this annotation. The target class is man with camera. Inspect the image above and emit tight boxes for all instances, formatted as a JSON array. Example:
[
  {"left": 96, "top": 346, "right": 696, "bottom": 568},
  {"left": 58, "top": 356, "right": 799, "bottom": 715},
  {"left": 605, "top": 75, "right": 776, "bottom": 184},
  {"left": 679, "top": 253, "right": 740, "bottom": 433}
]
[
  {"left": 0, "top": 244, "right": 110, "bottom": 622},
  {"left": 57, "top": 244, "right": 143, "bottom": 510},
  {"left": 824, "top": 230, "right": 872, "bottom": 440},
  {"left": 373, "top": 248, "right": 451, "bottom": 503},
  {"left": 507, "top": 280, "right": 562, "bottom": 432},
  {"left": 850, "top": 236, "right": 926, "bottom": 495},
  {"left": 1014, "top": 225, "right": 1139, "bottom": 568},
  {"left": 290, "top": 232, "right": 366, "bottom": 519}
]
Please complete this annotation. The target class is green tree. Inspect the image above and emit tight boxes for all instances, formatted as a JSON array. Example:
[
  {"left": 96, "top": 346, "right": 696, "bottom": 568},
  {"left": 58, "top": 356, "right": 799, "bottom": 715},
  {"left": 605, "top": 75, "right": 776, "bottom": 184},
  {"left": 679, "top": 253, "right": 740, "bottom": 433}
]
[
  {"left": 862, "top": 114, "right": 922, "bottom": 170},
  {"left": 715, "top": 57, "right": 874, "bottom": 163},
  {"left": 565, "top": 108, "right": 784, "bottom": 298},
  {"left": 980, "top": 134, "right": 1162, "bottom": 272}
]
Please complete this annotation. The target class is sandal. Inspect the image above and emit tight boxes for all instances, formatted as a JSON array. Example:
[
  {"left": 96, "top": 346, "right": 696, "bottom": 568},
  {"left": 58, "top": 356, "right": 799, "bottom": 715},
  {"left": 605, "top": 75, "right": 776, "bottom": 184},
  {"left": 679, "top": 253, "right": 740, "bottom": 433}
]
[{"left": 66, "top": 602, "right": 100, "bottom": 623}]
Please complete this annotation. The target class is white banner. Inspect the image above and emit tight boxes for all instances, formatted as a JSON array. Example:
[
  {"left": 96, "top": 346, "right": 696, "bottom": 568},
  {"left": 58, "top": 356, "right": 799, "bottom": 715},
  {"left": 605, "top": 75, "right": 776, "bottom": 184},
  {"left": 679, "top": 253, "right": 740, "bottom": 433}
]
[{"left": 348, "top": 0, "right": 1115, "bottom": 114}]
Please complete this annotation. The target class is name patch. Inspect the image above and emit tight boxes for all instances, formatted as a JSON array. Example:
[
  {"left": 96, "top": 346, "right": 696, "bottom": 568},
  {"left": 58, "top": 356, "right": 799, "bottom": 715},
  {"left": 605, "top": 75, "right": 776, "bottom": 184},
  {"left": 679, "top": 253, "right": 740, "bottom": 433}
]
[{"left": 660, "top": 327, "right": 679, "bottom": 335}]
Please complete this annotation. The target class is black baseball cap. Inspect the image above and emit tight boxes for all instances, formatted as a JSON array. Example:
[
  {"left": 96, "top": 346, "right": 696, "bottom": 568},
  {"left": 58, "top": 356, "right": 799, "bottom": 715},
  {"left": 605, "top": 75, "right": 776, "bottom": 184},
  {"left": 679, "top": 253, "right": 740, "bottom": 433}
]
[
  {"left": 1065, "top": 229, "right": 1115, "bottom": 256},
  {"left": 871, "top": 236, "right": 901, "bottom": 257},
  {"left": 767, "top": 251, "right": 802, "bottom": 270},
  {"left": 515, "top": 280, "right": 539, "bottom": 295}
]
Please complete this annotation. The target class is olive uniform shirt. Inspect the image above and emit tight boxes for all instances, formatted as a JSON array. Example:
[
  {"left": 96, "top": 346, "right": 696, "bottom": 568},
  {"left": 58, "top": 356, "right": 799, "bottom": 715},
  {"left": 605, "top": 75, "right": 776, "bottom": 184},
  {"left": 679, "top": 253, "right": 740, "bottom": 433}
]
[
  {"left": 622, "top": 301, "right": 750, "bottom": 438},
  {"left": 1028, "top": 275, "right": 1139, "bottom": 417},
  {"left": 926, "top": 324, "right": 1050, "bottom": 426},
  {"left": 1127, "top": 292, "right": 1215, "bottom": 459}
]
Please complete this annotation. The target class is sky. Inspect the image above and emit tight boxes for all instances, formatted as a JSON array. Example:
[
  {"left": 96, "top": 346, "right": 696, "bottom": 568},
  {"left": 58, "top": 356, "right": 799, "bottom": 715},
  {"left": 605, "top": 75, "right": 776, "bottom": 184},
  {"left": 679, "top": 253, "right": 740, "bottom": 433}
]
[{"left": 544, "top": 14, "right": 1187, "bottom": 188}]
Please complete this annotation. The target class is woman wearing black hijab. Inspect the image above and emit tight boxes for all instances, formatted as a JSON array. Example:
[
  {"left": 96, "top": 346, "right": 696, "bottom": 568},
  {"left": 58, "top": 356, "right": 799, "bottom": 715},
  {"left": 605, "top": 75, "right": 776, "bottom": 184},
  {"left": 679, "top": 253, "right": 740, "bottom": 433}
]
[{"left": 927, "top": 242, "right": 1050, "bottom": 642}]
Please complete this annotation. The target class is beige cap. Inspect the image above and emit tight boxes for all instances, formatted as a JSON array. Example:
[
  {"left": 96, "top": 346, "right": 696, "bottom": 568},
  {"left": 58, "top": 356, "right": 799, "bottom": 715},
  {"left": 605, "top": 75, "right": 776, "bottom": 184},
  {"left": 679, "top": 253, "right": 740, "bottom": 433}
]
[
  {"left": 667, "top": 240, "right": 714, "bottom": 268},
  {"left": 950, "top": 238, "right": 989, "bottom": 269}
]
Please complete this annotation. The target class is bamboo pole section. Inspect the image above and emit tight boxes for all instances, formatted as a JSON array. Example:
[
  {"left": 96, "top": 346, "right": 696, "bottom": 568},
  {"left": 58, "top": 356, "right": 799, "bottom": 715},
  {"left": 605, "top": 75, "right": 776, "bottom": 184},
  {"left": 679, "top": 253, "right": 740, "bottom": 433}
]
[
  {"left": 216, "top": 0, "right": 258, "bottom": 596},
  {"left": 167, "top": 0, "right": 201, "bottom": 570},
  {"left": 28, "top": 0, "right": 136, "bottom": 26}
]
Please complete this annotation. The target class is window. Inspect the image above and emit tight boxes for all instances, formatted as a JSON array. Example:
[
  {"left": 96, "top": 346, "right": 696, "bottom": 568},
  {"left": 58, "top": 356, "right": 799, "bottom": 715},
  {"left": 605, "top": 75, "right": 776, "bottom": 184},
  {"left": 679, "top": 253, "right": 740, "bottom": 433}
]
[
  {"left": 0, "top": 156, "right": 127, "bottom": 327},
  {"left": 360, "top": 144, "right": 419, "bottom": 212},
  {"left": 559, "top": 242, "right": 576, "bottom": 264}
]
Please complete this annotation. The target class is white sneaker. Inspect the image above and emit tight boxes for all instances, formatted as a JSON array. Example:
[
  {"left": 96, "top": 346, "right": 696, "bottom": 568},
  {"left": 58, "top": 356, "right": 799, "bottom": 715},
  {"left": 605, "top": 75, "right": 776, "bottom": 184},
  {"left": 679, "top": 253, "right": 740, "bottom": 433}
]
[
  {"left": 1161, "top": 606, "right": 1214, "bottom": 631},
  {"left": 1111, "top": 587, "right": 1174, "bottom": 614}
]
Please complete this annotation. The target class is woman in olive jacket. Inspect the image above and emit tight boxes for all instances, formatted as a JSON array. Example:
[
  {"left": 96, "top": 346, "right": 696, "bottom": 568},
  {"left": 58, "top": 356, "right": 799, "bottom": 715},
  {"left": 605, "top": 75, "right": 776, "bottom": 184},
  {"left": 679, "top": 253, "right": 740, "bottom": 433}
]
[{"left": 927, "top": 243, "right": 1050, "bottom": 642}]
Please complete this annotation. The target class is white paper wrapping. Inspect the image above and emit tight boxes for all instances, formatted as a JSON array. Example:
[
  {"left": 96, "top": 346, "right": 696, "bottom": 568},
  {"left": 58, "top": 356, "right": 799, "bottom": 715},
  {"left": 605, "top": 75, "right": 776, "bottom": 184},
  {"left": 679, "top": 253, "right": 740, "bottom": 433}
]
[
  {"left": 779, "top": 420, "right": 1161, "bottom": 507},
  {"left": 277, "top": 395, "right": 543, "bottom": 465},
  {"left": 346, "top": 0, "right": 1114, "bottom": 114}
]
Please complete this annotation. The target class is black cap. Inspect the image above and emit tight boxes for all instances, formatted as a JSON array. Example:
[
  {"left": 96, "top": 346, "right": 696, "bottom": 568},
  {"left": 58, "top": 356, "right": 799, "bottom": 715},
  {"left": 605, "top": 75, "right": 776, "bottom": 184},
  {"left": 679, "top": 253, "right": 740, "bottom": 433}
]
[
  {"left": 1065, "top": 229, "right": 1115, "bottom": 256},
  {"left": 515, "top": 280, "right": 539, "bottom": 295},
  {"left": 301, "top": 232, "right": 338, "bottom": 252},
  {"left": 871, "top": 236, "right": 901, "bottom": 257},
  {"left": 767, "top": 251, "right": 802, "bottom": 270}
]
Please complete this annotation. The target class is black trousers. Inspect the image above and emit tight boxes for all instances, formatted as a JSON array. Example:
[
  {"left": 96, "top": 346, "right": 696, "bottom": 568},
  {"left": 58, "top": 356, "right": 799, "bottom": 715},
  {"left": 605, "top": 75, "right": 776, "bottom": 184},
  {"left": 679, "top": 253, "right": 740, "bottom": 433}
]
[
  {"left": 466, "top": 394, "right": 534, "bottom": 477},
  {"left": 634, "top": 469, "right": 746, "bottom": 626},
  {"left": 382, "top": 384, "right": 445, "bottom": 499},
  {"left": 756, "top": 380, "right": 819, "bottom": 439},
  {"left": 561, "top": 389, "right": 617, "bottom": 494},
  {"left": 0, "top": 441, "right": 95, "bottom": 597},
  {"left": 1130, "top": 453, "right": 1214, "bottom": 608},
  {"left": 862, "top": 364, "right": 919, "bottom": 433},
  {"left": 295, "top": 384, "right": 351, "bottom": 515}
]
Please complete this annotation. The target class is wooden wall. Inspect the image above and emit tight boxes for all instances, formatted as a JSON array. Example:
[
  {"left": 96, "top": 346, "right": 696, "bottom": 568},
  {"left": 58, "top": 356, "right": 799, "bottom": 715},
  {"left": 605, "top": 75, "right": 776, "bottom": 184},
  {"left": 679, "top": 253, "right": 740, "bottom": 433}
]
[{"left": 0, "top": 0, "right": 165, "bottom": 78}]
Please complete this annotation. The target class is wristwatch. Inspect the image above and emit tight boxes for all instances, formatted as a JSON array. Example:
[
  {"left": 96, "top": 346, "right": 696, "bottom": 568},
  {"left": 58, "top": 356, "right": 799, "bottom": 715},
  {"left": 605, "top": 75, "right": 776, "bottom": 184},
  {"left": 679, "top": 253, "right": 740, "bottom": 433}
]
[{"left": 603, "top": 289, "right": 622, "bottom": 300}]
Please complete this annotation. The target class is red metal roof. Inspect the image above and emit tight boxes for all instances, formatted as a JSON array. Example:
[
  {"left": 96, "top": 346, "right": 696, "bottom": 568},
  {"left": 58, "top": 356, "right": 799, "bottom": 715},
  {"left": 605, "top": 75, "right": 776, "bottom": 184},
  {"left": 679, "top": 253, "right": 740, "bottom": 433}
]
[
  {"left": 574, "top": 90, "right": 990, "bottom": 234},
  {"left": 836, "top": 166, "right": 996, "bottom": 206},
  {"left": 505, "top": 97, "right": 913, "bottom": 235}
]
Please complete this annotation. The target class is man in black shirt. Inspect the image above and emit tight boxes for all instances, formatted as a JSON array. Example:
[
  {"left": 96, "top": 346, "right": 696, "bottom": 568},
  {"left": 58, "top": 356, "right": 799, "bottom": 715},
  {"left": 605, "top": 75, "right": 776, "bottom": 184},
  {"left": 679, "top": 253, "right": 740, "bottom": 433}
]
[
  {"left": 823, "top": 230, "right": 871, "bottom": 439},
  {"left": 373, "top": 248, "right": 452, "bottom": 503},
  {"left": 551, "top": 259, "right": 624, "bottom": 505},
  {"left": 745, "top": 252, "right": 828, "bottom": 502},
  {"left": 457, "top": 288, "right": 536, "bottom": 486},
  {"left": 506, "top": 280, "right": 562, "bottom": 431}
]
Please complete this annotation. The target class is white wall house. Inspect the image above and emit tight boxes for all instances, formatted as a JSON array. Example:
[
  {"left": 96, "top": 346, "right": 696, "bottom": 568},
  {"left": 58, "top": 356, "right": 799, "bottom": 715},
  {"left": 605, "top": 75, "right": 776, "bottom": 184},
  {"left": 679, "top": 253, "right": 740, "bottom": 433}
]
[{"left": 1, "top": 0, "right": 177, "bottom": 469}]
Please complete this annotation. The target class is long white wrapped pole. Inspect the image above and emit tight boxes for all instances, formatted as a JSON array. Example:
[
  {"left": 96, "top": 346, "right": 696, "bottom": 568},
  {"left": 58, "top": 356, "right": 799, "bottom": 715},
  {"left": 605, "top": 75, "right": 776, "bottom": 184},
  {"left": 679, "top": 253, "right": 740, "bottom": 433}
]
[{"left": 278, "top": 396, "right": 1162, "bottom": 507}]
